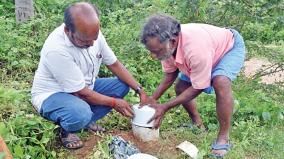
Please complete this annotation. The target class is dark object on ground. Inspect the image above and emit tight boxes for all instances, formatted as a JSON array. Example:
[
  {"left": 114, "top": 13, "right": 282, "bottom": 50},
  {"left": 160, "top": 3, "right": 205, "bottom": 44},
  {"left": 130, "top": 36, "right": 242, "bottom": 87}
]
[{"left": 109, "top": 136, "right": 140, "bottom": 159}]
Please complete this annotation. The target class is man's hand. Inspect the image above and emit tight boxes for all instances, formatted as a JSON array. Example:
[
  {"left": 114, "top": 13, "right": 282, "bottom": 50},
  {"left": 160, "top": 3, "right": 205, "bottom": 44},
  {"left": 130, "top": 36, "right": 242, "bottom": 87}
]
[
  {"left": 146, "top": 96, "right": 157, "bottom": 104},
  {"left": 139, "top": 90, "right": 156, "bottom": 106},
  {"left": 147, "top": 104, "right": 168, "bottom": 129},
  {"left": 113, "top": 98, "right": 134, "bottom": 118}
]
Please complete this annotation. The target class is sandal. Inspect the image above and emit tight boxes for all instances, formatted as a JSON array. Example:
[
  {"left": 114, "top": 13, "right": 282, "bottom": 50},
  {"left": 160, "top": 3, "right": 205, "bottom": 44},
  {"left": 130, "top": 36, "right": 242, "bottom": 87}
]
[
  {"left": 60, "top": 129, "right": 83, "bottom": 149},
  {"left": 209, "top": 140, "right": 232, "bottom": 158},
  {"left": 87, "top": 122, "right": 106, "bottom": 132}
]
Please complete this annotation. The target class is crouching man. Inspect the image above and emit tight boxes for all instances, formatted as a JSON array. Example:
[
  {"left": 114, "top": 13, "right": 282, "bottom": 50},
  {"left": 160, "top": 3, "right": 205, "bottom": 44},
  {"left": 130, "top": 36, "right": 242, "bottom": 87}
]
[{"left": 31, "top": 2, "right": 149, "bottom": 149}]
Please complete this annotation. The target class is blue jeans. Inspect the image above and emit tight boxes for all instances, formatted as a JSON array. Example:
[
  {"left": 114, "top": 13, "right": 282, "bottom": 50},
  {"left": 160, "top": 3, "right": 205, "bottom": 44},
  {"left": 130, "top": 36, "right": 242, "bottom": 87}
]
[
  {"left": 40, "top": 78, "right": 129, "bottom": 133},
  {"left": 179, "top": 29, "right": 246, "bottom": 94}
]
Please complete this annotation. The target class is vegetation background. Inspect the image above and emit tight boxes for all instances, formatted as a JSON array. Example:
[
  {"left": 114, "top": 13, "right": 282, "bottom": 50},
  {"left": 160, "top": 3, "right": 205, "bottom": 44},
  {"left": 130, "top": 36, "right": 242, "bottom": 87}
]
[{"left": 0, "top": 0, "right": 283, "bottom": 158}]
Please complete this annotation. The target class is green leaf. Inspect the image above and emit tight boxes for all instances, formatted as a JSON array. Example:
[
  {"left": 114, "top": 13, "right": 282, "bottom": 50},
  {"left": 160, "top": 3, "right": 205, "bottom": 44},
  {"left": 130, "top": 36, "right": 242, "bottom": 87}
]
[
  {"left": 51, "top": 151, "right": 56, "bottom": 157},
  {"left": 27, "top": 120, "right": 37, "bottom": 126},
  {"left": 197, "top": 149, "right": 206, "bottom": 159},
  {"left": 0, "top": 122, "right": 8, "bottom": 137},
  {"left": 278, "top": 112, "right": 284, "bottom": 120},
  {"left": 207, "top": 123, "right": 218, "bottom": 131},
  {"left": 262, "top": 112, "right": 271, "bottom": 121},
  {"left": 14, "top": 144, "right": 24, "bottom": 157},
  {"left": 11, "top": 61, "right": 19, "bottom": 66},
  {"left": 40, "top": 137, "right": 50, "bottom": 144}
]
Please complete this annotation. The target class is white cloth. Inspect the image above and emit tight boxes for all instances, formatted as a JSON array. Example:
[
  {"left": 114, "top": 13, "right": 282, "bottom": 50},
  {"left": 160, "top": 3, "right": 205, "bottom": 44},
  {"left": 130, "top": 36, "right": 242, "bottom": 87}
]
[{"left": 31, "top": 24, "right": 117, "bottom": 112}]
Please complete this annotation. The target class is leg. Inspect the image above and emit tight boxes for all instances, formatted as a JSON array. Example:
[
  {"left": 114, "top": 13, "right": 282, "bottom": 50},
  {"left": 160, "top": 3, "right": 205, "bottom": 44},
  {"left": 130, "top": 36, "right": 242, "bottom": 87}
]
[
  {"left": 175, "top": 79, "right": 204, "bottom": 127},
  {"left": 89, "top": 77, "right": 130, "bottom": 122},
  {"left": 209, "top": 29, "right": 245, "bottom": 157},
  {"left": 41, "top": 92, "right": 93, "bottom": 132},
  {"left": 41, "top": 92, "right": 93, "bottom": 148},
  {"left": 212, "top": 76, "right": 233, "bottom": 155}
]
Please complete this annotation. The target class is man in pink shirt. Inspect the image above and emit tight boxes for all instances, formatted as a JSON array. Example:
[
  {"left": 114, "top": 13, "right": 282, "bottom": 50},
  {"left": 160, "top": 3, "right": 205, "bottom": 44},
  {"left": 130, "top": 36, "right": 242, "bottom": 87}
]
[{"left": 140, "top": 14, "right": 245, "bottom": 157}]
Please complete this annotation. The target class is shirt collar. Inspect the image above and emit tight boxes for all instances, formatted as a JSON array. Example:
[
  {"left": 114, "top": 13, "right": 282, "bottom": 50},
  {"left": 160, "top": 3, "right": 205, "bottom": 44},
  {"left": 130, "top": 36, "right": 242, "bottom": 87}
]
[
  {"left": 64, "top": 32, "right": 75, "bottom": 47},
  {"left": 62, "top": 24, "right": 75, "bottom": 47}
]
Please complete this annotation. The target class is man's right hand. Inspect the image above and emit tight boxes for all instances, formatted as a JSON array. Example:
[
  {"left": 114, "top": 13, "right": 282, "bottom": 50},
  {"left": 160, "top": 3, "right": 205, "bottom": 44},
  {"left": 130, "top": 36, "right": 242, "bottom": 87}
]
[
  {"left": 148, "top": 96, "right": 157, "bottom": 104},
  {"left": 113, "top": 98, "right": 134, "bottom": 118},
  {"left": 139, "top": 96, "right": 157, "bottom": 108}
]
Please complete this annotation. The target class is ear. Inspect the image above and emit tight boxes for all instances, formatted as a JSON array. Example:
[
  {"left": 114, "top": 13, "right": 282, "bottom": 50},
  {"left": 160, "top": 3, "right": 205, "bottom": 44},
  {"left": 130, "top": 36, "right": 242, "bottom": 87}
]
[
  {"left": 64, "top": 26, "right": 70, "bottom": 34},
  {"left": 169, "top": 36, "right": 178, "bottom": 47}
]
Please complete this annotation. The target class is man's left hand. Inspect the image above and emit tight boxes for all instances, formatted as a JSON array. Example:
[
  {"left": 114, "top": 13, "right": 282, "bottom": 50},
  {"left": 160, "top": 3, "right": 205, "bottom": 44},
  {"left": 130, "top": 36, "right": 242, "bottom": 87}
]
[{"left": 147, "top": 103, "right": 168, "bottom": 129}]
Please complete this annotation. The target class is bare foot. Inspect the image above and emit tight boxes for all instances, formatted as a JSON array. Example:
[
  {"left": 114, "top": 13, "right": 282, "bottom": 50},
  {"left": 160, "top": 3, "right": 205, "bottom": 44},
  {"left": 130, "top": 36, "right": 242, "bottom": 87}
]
[
  {"left": 193, "top": 122, "right": 205, "bottom": 129},
  {"left": 191, "top": 116, "right": 205, "bottom": 129}
]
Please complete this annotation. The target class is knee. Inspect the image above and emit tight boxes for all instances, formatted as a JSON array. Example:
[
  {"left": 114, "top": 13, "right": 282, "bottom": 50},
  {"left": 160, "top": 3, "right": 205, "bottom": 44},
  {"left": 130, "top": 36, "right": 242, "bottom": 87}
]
[
  {"left": 61, "top": 104, "right": 93, "bottom": 132},
  {"left": 116, "top": 80, "right": 130, "bottom": 98},
  {"left": 212, "top": 76, "right": 231, "bottom": 95},
  {"left": 175, "top": 81, "right": 186, "bottom": 95}
]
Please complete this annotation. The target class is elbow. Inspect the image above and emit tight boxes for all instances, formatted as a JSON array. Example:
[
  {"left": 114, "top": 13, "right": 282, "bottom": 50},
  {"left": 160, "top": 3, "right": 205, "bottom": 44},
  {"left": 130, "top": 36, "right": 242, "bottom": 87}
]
[
  {"left": 71, "top": 87, "right": 90, "bottom": 100},
  {"left": 71, "top": 91, "right": 82, "bottom": 98}
]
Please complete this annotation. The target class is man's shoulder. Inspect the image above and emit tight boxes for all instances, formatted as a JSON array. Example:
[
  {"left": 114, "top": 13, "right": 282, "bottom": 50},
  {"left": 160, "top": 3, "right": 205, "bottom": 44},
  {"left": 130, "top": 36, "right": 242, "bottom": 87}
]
[
  {"left": 181, "top": 23, "right": 207, "bottom": 33},
  {"left": 41, "top": 24, "right": 74, "bottom": 56},
  {"left": 180, "top": 23, "right": 213, "bottom": 44},
  {"left": 46, "top": 23, "right": 65, "bottom": 41}
]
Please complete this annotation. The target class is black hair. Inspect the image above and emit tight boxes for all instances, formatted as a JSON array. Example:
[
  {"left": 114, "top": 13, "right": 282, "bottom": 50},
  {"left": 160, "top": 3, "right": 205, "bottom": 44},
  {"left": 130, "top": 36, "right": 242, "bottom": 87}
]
[{"left": 63, "top": 3, "right": 99, "bottom": 33}]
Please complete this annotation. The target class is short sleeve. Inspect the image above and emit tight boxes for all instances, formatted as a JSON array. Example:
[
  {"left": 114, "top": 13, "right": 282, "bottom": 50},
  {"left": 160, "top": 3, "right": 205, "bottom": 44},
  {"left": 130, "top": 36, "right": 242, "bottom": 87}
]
[
  {"left": 161, "top": 56, "right": 178, "bottom": 73},
  {"left": 99, "top": 31, "right": 117, "bottom": 65},
  {"left": 44, "top": 51, "right": 85, "bottom": 93}
]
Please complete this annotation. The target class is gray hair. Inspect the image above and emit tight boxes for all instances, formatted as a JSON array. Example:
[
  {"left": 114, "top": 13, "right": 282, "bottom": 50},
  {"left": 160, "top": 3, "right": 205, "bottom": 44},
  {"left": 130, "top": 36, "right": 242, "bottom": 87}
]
[{"left": 141, "top": 14, "right": 181, "bottom": 44}]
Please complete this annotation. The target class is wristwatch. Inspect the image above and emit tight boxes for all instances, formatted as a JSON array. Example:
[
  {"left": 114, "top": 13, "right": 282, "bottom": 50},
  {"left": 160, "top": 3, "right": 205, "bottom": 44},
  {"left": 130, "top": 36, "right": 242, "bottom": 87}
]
[{"left": 135, "top": 86, "right": 142, "bottom": 95}]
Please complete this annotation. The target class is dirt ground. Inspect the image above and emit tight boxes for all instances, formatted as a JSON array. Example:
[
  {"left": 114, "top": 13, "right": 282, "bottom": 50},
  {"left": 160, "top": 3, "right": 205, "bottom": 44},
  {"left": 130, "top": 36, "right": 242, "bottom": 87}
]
[
  {"left": 69, "top": 132, "right": 102, "bottom": 159},
  {"left": 70, "top": 130, "right": 180, "bottom": 159},
  {"left": 243, "top": 58, "right": 284, "bottom": 85}
]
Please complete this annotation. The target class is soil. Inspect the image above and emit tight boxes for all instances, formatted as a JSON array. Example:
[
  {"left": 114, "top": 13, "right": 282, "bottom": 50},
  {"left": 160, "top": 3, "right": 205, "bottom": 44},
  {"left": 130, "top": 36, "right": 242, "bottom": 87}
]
[
  {"left": 69, "top": 130, "right": 180, "bottom": 159},
  {"left": 69, "top": 133, "right": 102, "bottom": 159},
  {"left": 243, "top": 58, "right": 284, "bottom": 85}
]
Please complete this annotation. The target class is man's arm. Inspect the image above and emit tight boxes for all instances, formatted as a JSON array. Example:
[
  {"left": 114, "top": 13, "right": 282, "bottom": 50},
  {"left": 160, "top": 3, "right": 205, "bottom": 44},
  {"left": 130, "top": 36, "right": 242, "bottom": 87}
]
[
  {"left": 106, "top": 60, "right": 151, "bottom": 105},
  {"left": 72, "top": 87, "right": 114, "bottom": 106},
  {"left": 151, "top": 69, "right": 179, "bottom": 100},
  {"left": 164, "top": 86, "right": 202, "bottom": 111},
  {"left": 106, "top": 60, "right": 141, "bottom": 90},
  {"left": 148, "top": 86, "right": 202, "bottom": 128},
  {"left": 72, "top": 87, "right": 134, "bottom": 117}
]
